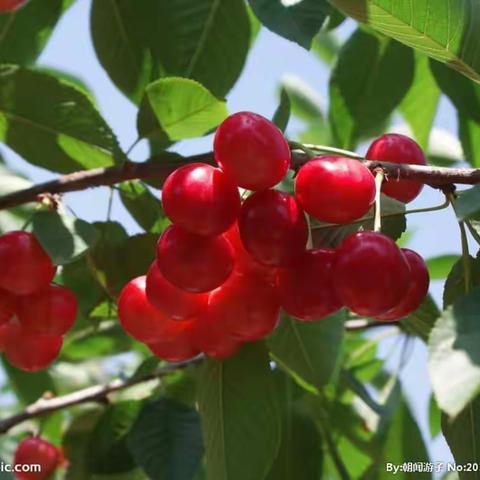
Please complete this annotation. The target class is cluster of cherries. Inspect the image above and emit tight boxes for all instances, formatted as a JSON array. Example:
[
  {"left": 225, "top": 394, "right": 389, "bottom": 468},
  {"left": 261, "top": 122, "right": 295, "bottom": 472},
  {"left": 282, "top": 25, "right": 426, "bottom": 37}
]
[
  {"left": 0, "top": 231, "right": 78, "bottom": 372},
  {"left": 13, "top": 436, "right": 64, "bottom": 480},
  {"left": 118, "top": 112, "right": 430, "bottom": 362}
]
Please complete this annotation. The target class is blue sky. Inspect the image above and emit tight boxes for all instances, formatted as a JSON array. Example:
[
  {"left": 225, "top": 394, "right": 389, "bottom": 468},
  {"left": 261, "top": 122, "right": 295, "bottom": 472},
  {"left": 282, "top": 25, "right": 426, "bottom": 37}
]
[{"left": 1, "top": 0, "right": 470, "bottom": 469}]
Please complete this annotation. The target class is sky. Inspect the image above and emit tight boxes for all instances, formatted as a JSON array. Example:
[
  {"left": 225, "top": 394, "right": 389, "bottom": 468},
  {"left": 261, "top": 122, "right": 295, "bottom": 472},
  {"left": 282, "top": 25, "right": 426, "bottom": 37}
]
[{"left": 0, "top": 0, "right": 471, "bottom": 470}]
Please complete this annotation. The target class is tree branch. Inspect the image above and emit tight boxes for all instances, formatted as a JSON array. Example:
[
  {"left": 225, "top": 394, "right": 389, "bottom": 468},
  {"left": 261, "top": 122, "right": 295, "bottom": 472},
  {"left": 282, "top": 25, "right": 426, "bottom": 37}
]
[
  {"left": 0, "top": 150, "right": 478, "bottom": 211},
  {"left": 0, "top": 356, "right": 202, "bottom": 435}
]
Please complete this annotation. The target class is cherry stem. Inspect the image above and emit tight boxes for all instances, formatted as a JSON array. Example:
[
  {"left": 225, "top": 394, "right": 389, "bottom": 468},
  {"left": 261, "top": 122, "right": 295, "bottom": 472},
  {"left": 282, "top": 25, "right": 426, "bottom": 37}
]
[
  {"left": 297, "top": 142, "right": 363, "bottom": 159},
  {"left": 465, "top": 219, "right": 480, "bottom": 247},
  {"left": 288, "top": 141, "right": 317, "bottom": 160},
  {"left": 373, "top": 169, "right": 385, "bottom": 232}
]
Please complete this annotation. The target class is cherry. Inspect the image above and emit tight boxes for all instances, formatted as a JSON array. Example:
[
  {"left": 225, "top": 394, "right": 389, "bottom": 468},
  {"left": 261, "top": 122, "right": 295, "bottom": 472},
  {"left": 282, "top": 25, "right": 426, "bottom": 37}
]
[
  {"left": 376, "top": 248, "right": 429, "bottom": 321},
  {"left": 333, "top": 232, "right": 410, "bottom": 317},
  {"left": 162, "top": 163, "right": 240, "bottom": 236},
  {"left": 295, "top": 156, "right": 376, "bottom": 224},
  {"left": 239, "top": 190, "right": 308, "bottom": 267},
  {"left": 207, "top": 272, "right": 280, "bottom": 342},
  {"left": 0, "top": 323, "right": 9, "bottom": 351},
  {"left": 156, "top": 225, "right": 234, "bottom": 293},
  {"left": 118, "top": 276, "right": 177, "bottom": 343},
  {"left": 17, "top": 284, "right": 78, "bottom": 336},
  {"left": 3, "top": 323, "right": 62, "bottom": 372},
  {"left": 0, "top": 231, "right": 56, "bottom": 295},
  {"left": 214, "top": 112, "right": 291, "bottom": 190},
  {"left": 14, "top": 437, "right": 62, "bottom": 480},
  {"left": 223, "top": 223, "right": 275, "bottom": 281},
  {"left": 192, "top": 310, "right": 242, "bottom": 360},
  {"left": 0, "top": 288, "right": 16, "bottom": 326},
  {"left": 366, "top": 133, "right": 426, "bottom": 203},
  {"left": 0, "top": 0, "right": 28, "bottom": 12},
  {"left": 146, "top": 262, "right": 208, "bottom": 320},
  {"left": 277, "top": 248, "right": 343, "bottom": 321},
  {"left": 147, "top": 318, "right": 200, "bottom": 362}
]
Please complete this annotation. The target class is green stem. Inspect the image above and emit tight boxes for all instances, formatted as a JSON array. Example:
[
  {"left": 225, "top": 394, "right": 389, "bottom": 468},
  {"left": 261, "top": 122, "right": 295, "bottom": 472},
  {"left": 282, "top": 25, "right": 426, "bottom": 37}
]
[
  {"left": 297, "top": 142, "right": 363, "bottom": 159},
  {"left": 125, "top": 137, "right": 140, "bottom": 157},
  {"left": 465, "top": 220, "right": 480, "bottom": 248},
  {"left": 288, "top": 141, "right": 318, "bottom": 160}
]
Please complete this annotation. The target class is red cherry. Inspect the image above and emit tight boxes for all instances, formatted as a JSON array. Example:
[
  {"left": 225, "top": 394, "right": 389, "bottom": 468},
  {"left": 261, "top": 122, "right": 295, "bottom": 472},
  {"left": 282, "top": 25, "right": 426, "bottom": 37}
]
[
  {"left": 277, "top": 248, "right": 343, "bottom": 321},
  {"left": 3, "top": 323, "right": 62, "bottom": 372},
  {"left": 0, "top": 231, "right": 56, "bottom": 295},
  {"left": 207, "top": 272, "right": 280, "bottom": 342},
  {"left": 0, "top": 288, "right": 16, "bottom": 326},
  {"left": 162, "top": 163, "right": 240, "bottom": 236},
  {"left": 147, "top": 318, "right": 199, "bottom": 362},
  {"left": 14, "top": 437, "right": 62, "bottom": 480},
  {"left": 376, "top": 249, "right": 430, "bottom": 321},
  {"left": 118, "top": 276, "right": 176, "bottom": 343},
  {"left": 156, "top": 225, "right": 234, "bottom": 293},
  {"left": 366, "top": 134, "right": 426, "bottom": 203},
  {"left": 17, "top": 284, "right": 78, "bottom": 335},
  {"left": 0, "top": 323, "right": 9, "bottom": 352},
  {"left": 333, "top": 232, "right": 410, "bottom": 317},
  {"left": 0, "top": 0, "right": 28, "bottom": 12},
  {"left": 223, "top": 223, "right": 276, "bottom": 281},
  {"left": 239, "top": 190, "right": 308, "bottom": 267},
  {"left": 192, "top": 311, "right": 242, "bottom": 360},
  {"left": 146, "top": 262, "right": 208, "bottom": 320},
  {"left": 214, "top": 112, "right": 291, "bottom": 190},
  {"left": 295, "top": 156, "right": 376, "bottom": 224}
]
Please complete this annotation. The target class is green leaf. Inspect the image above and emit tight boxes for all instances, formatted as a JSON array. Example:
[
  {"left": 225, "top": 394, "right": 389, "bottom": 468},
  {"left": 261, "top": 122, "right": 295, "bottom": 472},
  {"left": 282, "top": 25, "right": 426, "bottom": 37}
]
[
  {"left": 429, "top": 288, "right": 480, "bottom": 417},
  {"left": 456, "top": 186, "right": 480, "bottom": 220},
  {"left": 197, "top": 342, "right": 281, "bottom": 480},
  {"left": 32, "top": 211, "right": 99, "bottom": 265},
  {"left": 426, "top": 254, "right": 461, "bottom": 280},
  {"left": 0, "top": 65, "right": 123, "bottom": 173},
  {"left": 312, "top": 31, "right": 341, "bottom": 65},
  {"left": 329, "top": 0, "right": 480, "bottom": 82},
  {"left": 0, "top": 0, "right": 73, "bottom": 65},
  {"left": 329, "top": 28, "right": 414, "bottom": 149},
  {"left": 89, "top": 401, "right": 143, "bottom": 475},
  {"left": 281, "top": 75, "right": 324, "bottom": 121},
  {"left": 430, "top": 59, "right": 480, "bottom": 123},
  {"left": 459, "top": 114, "right": 480, "bottom": 168},
  {"left": 91, "top": 0, "right": 251, "bottom": 102},
  {"left": 127, "top": 398, "right": 203, "bottom": 480},
  {"left": 266, "top": 371, "right": 323, "bottom": 479},
  {"left": 119, "top": 181, "right": 168, "bottom": 233},
  {"left": 443, "top": 256, "right": 480, "bottom": 308},
  {"left": 63, "top": 408, "right": 104, "bottom": 480},
  {"left": 1, "top": 358, "right": 57, "bottom": 405},
  {"left": 248, "top": 0, "right": 329, "bottom": 49},
  {"left": 442, "top": 398, "right": 480, "bottom": 477},
  {"left": 268, "top": 311, "right": 345, "bottom": 390},
  {"left": 429, "top": 395, "right": 442, "bottom": 439},
  {"left": 399, "top": 54, "right": 441, "bottom": 149},
  {"left": 138, "top": 77, "right": 228, "bottom": 141},
  {"left": 400, "top": 294, "right": 440, "bottom": 342},
  {"left": 272, "top": 88, "right": 291, "bottom": 133}
]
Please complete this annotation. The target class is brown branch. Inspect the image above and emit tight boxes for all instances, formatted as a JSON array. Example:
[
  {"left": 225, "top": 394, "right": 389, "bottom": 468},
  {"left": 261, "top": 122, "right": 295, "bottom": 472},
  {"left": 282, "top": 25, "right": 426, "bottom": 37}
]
[
  {"left": 0, "top": 356, "right": 202, "bottom": 435},
  {"left": 0, "top": 151, "right": 478, "bottom": 211}
]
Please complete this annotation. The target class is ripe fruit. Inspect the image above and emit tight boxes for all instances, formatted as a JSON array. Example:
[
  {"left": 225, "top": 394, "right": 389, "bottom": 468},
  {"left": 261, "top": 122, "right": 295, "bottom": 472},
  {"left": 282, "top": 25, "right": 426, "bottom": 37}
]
[
  {"left": 17, "top": 284, "right": 78, "bottom": 335},
  {"left": 376, "top": 248, "right": 429, "bottom": 321},
  {"left": 295, "top": 156, "right": 376, "bottom": 224},
  {"left": 207, "top": 272, "right": 280, "bottom": 342},
  {"left": 0, "top": 288, "right": 16, "bottom": 326},
  {"left": 366, "top": 133, "right": 426, "bottom": 203},
  {"left": 162, "top": 163, "right": 240, "bottom": 236},
  {"left": 147, "top": 318, "right": 199, "bottom": 362},
  {"left": 192, "top": 311, "right": 242, "bottom": 360},
  {"left": 0, "top": 0, "right": 28, "bottom": 12},
  {"left": 224, "top": 223, "right": 275, "bottom": 280},
  {"left": 214, "top": 112, "right": 290, "bottom": 190},
  {"left": 118, "top": 276, "right": 174, "bottom": 343},
  {"left": 277, "top": 248, "right": 343, "bottom": 321},
  {"left": 14, "top": 437, "right": 62, "bottom": 480},
  {"left": 146, "top": 262, "right": 208, "bottom": 320},
  {"left": 0, "top": 231, "right": 56, "bottom": 295},
  {"left": 239, "top": 190, "right": 308, "bottom": 267},
  {"left": 3, "top": 323, "right": 62, "bottom": 372},
  {"left": 156, "top": 225, "right": 234, "bottom": 293},
  {"left": 333, "top": 232, "right": 410, "bottom": 317}
]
